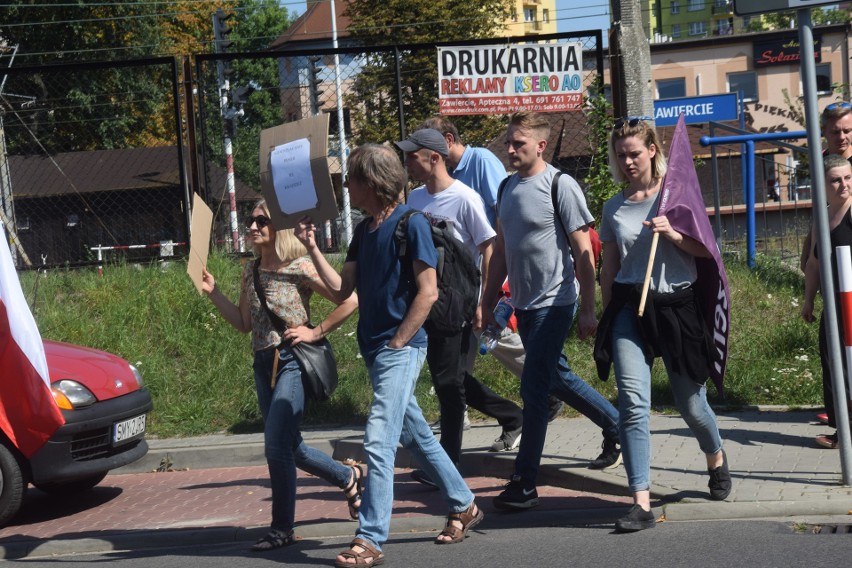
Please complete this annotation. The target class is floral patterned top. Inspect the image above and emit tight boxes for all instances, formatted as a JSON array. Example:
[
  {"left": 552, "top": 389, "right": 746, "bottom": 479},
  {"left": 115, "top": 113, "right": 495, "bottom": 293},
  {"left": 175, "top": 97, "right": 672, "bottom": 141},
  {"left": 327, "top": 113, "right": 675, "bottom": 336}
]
[{"left": 241, "top": 256, "right": 319, "bottom": 351}]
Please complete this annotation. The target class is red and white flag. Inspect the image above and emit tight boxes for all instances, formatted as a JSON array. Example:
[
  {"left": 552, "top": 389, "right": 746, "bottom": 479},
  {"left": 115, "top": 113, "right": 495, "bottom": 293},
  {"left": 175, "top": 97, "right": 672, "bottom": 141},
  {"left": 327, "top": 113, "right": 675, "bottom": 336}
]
[{"left": 0, "top": 222, "right": 64, "bottom": 458}]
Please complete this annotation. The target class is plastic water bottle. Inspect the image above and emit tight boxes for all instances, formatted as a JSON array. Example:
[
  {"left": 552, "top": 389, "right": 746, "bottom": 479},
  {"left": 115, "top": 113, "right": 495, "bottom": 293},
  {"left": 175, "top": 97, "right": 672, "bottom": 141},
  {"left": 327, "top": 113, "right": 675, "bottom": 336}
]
[{"left": 479, "top": 297, "right": 514, "bottom": 355}]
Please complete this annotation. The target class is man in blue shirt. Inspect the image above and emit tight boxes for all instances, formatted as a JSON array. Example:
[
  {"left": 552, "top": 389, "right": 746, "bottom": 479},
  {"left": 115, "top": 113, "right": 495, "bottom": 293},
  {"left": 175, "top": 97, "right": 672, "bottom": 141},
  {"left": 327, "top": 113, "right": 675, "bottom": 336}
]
[{"left": 296, "top": 144, "right": 483, "bottom": 566}]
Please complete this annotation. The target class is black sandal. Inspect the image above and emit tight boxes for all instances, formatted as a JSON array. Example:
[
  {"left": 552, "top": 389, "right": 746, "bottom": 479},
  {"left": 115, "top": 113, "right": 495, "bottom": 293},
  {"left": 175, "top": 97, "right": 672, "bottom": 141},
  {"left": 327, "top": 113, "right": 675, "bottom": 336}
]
[
  {"left": 343, "top": 464, "right": 365, "bottom": 520},
  {"left": 251, "top": 529, "right": 296, "bottom": 552}
]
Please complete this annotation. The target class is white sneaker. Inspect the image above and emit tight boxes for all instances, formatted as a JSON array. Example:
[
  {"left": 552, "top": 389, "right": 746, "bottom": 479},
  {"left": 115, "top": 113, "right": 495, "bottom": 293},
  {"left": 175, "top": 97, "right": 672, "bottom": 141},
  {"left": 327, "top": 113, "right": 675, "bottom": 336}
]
[
  {"left": 430, "top": 411, "right": 470, "bottom": 433},
  {"left": 490, "top": 427, "right": 522, "bottom": 452}
]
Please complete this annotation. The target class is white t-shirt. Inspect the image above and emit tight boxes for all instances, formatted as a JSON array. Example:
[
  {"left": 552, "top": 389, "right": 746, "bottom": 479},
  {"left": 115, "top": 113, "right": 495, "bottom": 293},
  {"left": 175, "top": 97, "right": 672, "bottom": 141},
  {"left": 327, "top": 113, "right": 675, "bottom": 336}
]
[{"left": 407, "top": 179, "right": 496, "bottom": 261}]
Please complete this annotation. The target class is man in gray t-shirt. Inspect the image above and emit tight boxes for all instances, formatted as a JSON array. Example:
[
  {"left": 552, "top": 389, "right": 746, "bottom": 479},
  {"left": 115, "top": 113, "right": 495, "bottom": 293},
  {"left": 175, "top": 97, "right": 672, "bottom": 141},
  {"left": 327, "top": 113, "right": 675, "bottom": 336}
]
[{"left": 481, "top": 112, "right": 621, "bottom": 511}]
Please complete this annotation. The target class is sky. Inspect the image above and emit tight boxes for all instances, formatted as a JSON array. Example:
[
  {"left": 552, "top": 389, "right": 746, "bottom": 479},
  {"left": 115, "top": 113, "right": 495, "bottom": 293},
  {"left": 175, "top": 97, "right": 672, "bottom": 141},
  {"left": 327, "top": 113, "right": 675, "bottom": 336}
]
[{"left": 284, "top": 1, "right": 612, "bottom": 35}]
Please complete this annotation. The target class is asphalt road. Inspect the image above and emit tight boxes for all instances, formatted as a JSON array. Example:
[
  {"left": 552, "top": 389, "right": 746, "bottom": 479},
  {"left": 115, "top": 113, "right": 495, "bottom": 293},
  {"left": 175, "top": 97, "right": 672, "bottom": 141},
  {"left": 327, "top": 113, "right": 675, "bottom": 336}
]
[{"left": 16, "top": 517, "right": 852, "bottom": 567}]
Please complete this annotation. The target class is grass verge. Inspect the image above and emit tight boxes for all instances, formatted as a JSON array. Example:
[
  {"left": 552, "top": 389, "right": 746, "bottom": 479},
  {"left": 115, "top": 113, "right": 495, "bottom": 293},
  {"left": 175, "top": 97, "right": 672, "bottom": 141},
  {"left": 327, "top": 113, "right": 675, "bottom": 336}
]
[{"left": 20, "top": 250, "right": 822, "bottom": 438}]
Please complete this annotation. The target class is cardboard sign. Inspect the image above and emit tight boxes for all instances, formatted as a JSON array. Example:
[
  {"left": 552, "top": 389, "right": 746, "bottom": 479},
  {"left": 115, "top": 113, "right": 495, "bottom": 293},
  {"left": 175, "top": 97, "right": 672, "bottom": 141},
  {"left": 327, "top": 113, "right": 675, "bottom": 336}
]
[
  {"left": 259, "top": 115, "right": 337, "bottom": 229},
  {"left": 186, "top": 192, "right": 214, "bottom": 295}
]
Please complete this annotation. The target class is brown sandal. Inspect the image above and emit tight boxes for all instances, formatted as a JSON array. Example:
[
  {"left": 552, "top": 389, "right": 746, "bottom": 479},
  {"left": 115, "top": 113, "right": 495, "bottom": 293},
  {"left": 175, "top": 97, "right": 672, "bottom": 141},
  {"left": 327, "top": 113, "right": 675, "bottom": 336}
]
[
  {"left": 434, "top": 501, "right": 484, "bottom": 544},
  {"left": 334, "top": 538, "right": 385, "bottom": 567},
  {"left": 343, "top": 465, "right": 365, "bottom": 520}
]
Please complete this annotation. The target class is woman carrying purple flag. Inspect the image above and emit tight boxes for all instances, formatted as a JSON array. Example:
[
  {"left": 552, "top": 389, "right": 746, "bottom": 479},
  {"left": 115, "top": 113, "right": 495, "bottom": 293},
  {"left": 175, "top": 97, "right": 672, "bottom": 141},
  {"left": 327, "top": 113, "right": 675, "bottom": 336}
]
[{"left": 595, "top": 118, "right": 731, "bottom": 532}]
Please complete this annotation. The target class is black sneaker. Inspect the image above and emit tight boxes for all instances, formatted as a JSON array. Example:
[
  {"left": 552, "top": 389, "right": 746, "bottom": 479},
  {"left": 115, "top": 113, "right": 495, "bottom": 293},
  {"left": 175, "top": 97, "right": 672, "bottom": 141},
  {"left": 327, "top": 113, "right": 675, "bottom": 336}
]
[
  {"left": 547, "top": 396, "right": 565, "bottom": 422},
  {"left": 615, "top": 505, "right": 656, "bottom": 532},
  {"left": 410, "top": 469, "right": 438, "bottom": 488},
  {"left": 589, "top": 438, "right": 622, "bottom": 470},
  {"left": 708, "top": 449, "right": 732, "bottom": 500},
  {"left": 493, "top": 475, "right": 539, "bottom": 510}
]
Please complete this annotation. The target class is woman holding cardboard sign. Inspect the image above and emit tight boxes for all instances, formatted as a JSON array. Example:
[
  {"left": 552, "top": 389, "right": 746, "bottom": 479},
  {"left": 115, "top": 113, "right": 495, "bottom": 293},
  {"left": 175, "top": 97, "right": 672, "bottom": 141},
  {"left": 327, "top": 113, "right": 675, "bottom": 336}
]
[
  {"left": 201, "top": 199, "right": 360, "bottom": 552},
  {"left": 596, "top": 118, "right": 730, "bottom": 533}
]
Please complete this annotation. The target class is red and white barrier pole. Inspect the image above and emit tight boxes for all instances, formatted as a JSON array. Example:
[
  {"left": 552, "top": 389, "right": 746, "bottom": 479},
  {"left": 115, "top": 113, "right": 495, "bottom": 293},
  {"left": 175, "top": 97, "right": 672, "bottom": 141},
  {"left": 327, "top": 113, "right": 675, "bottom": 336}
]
[
  {"left": 834, "top": 246, "right": 852, "bottom": 400},
  {"left": 90, "top": 241, "right": 185, "bottom": 277}
]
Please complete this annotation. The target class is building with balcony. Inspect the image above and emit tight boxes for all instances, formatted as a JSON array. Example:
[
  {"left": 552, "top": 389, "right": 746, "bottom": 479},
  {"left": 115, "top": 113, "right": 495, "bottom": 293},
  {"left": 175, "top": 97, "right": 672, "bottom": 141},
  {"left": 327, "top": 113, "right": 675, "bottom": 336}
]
[
  {"left": 652, "top": 0, "right": 743, "bottom": 42},
  {"left": 501, "top": 0, "right": 558, "bottom": 37}
]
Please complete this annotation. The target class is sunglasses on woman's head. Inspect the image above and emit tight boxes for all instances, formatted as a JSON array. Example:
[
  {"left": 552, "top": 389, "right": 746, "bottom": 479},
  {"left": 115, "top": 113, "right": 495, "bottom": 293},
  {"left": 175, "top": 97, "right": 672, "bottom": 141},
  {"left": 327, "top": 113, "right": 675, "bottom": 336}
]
[
  {"left": 825, "top": 102, "right": 852, "bottom": 112},
  {"left": 245, "top": 215, "right": 271, "bottom": 230},
  {"left": 612, "top": 116, "right": 654, "bottom": 131}
]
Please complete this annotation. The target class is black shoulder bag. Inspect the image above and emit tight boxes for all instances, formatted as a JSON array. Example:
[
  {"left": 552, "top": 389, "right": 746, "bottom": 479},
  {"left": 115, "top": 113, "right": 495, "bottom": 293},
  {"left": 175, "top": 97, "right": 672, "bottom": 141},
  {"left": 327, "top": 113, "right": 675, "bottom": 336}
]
[{"left": 251, "top": 261, "right": 338, "bottom": 402}]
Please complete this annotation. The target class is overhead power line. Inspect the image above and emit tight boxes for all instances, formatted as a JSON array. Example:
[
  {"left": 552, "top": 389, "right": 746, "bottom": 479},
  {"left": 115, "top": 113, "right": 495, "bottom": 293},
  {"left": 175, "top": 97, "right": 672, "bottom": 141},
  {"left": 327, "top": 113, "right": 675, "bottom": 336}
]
[{"left": 1, "top": 4, "right": 612, "bottom": 60}]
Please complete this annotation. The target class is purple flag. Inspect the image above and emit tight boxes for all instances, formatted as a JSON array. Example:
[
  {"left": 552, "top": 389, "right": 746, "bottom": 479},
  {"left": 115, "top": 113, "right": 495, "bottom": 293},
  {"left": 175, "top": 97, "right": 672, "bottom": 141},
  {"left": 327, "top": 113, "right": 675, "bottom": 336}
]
[{"left": 657, "top": 114, "right": 730, "bottom": 395}]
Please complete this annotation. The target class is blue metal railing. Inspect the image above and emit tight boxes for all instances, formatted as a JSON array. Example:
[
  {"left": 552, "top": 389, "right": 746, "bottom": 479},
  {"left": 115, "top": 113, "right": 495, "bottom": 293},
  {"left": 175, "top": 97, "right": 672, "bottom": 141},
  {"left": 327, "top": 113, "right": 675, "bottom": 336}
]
[{"left": 700, "top": 129, "right": 808, "bottom": 267}]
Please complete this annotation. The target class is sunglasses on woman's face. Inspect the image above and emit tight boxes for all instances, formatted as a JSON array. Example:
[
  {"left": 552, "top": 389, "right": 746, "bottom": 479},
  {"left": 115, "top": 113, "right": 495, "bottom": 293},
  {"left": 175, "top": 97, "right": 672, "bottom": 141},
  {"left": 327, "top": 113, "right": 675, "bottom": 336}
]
[{"left": 245, "top": 215, "right": 271, "bottom": 230}]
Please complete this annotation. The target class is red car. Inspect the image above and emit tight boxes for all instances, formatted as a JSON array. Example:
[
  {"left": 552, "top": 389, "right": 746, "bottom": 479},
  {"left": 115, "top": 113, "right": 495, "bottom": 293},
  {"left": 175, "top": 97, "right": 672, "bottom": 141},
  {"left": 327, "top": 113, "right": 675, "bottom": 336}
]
[{"left": 0, "top": 339, "right": 152, "bottom": 526}]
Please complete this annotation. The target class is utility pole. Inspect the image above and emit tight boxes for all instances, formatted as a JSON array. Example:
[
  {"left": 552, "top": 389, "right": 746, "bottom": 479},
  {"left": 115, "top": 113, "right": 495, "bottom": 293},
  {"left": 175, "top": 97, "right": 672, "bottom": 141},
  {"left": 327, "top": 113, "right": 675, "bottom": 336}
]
[
  {"left": 330, "top": 0, "right": 353, "bottom": 246},
  {"left": 212, "top": 8, "right": 243, "bottom": 252},
  {"left": 609, "top": 0, "right": 654, "bottom": 121},
  {"left": 305, "top": 54, "right": 334, "bottom": 249},
  {"left": 0, "top": 43, "right": 32, "bottom": 267}
]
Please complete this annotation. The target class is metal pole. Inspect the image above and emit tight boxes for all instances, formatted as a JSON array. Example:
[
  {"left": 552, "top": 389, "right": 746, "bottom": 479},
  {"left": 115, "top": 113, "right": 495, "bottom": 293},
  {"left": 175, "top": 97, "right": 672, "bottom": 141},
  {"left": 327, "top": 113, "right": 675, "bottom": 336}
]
[
  {"left": 172, "top": 58, "right": 193, "bottom": 252},
  {"left": 709, "top": 121, "right": 723, "bottom": 249},
  {"left": 745, "top": 140, "right": 755, "bottom": 268},
  {"left": 740, "top": 92, "right": 747, "bottom": 204},
  {"left": 224, "top": 132, "right": 240, "bottom": 252},
  {"left": 330, "top": 0, "right": 352, "bottom": 246},
  {"left": 394, "top": 46, "right": 406, "bottom": 141},
  {"left": 217, "top": 57, "right": 240, "bottom": 253},
  {"left": 799, "top": 8, "right": 852, "bottom": 485}
]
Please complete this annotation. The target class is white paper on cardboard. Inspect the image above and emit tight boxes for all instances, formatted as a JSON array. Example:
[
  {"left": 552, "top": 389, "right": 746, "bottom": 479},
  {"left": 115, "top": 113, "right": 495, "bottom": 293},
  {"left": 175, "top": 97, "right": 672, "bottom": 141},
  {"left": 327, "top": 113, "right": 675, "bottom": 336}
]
[{"left": 271, "top": 137, "right": 317, "bottom": 214}]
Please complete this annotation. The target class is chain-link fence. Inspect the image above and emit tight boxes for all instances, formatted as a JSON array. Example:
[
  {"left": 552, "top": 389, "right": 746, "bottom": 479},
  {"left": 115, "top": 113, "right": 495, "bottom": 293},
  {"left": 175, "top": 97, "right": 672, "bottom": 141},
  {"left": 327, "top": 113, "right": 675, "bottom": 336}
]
[
  {"left": 2, "top": 31, "right": 818, "bottom": 271},
  {"left": 196, "top": 31, "right": 605, "bottom": 251},
  {"left": 0, "top": 57, "right": 193, "bottom": 268}
]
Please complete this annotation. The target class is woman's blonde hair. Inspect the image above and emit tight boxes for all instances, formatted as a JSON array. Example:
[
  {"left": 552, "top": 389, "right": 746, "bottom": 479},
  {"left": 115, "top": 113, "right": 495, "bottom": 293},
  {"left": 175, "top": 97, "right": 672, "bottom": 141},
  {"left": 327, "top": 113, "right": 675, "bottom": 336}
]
[
  {"left": 252, "top": 199, "right": 307, "bottom": 264},
  {"left": 608, "top": 119, "right": 668, "bottom": 184}
]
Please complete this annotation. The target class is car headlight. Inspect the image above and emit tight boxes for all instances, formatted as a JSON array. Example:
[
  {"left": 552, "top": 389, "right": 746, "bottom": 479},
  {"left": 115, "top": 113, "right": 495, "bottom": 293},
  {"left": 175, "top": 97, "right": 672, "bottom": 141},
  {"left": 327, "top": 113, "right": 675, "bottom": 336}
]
[
  {"left": 129, "top": 363, "right": 144, "bottom": 388},
  {"left": 51, "top": 380, "right": 97, "bottom": 410}
]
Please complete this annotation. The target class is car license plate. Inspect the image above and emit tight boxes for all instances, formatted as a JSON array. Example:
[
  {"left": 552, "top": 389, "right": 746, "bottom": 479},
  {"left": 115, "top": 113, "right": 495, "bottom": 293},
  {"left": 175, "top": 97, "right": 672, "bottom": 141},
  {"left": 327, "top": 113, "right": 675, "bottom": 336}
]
[{"left": 113, "top": 414, "right": 146, "bottom": 445}]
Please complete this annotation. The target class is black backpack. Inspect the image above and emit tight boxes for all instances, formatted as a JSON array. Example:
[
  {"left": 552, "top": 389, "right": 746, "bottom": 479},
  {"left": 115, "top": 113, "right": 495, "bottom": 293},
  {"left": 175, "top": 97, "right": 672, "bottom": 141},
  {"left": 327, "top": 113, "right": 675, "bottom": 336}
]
[{"left": 394, "top": 210, "right": 480, "bottom": 337}]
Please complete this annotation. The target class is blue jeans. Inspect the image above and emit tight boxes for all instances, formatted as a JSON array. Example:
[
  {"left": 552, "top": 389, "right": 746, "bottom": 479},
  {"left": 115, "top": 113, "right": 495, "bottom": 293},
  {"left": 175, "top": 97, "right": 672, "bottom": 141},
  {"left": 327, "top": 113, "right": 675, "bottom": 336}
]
[
  {"left": 611, "top": 306, "right": 723, "bottom": 493},
  {"left": 253, "top": 347, "right": 352, "bottom": 533},
  {"left": 515, "top": 303, "right": 620, "bottom": 483},
  {"left": 357, "top": 345, "right": 473, "bottom": 552}
]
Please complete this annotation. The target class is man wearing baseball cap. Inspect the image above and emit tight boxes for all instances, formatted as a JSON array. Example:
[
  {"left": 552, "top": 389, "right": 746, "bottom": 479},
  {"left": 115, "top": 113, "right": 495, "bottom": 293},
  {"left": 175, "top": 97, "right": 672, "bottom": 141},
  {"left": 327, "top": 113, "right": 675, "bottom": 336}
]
[
  {"left": 395, "top": 128, "right": 452, "bottom": 157},
  {"left": 395, "top": 128, "right": 525, "bottom": 487}
]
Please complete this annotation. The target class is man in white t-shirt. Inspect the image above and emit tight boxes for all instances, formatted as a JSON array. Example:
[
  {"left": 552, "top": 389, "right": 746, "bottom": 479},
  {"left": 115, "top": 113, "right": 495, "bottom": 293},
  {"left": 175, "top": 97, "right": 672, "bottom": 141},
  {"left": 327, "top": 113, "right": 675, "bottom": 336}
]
[{"left": 395, "top": 128, "right": 525, "bottom": 486}]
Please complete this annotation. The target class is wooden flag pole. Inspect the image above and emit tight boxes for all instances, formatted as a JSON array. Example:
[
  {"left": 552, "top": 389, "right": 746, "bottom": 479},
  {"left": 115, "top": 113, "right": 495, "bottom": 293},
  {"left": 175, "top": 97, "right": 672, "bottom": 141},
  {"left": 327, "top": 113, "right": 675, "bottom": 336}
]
[{"left": 637, "top": 232, "right": 659, "bottom": 317}]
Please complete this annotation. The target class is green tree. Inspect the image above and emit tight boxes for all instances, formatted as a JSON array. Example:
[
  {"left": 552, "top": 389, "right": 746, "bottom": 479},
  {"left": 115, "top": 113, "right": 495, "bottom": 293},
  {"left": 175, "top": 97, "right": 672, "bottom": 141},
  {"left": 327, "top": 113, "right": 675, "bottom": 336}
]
[
  {"left": 581, "top": 79, "right": 619, "bottom": 224},
  {"left": 746, "top": 7, "right": 850, "bottom": 32},
  {"left": 0, "top": 1, "right": 175, "bottom": 152},
  {"left": 343, "top": 0, "right": 513, "bottom": 147}
]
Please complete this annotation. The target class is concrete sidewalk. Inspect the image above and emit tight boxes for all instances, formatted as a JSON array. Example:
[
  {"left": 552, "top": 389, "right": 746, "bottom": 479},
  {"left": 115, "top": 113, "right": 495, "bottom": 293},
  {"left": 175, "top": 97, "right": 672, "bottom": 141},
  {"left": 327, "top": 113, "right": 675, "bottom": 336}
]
[{"left": 1, "top": 408, "right": 850, "bottom": 559}]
